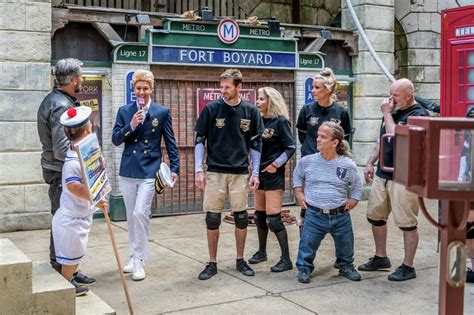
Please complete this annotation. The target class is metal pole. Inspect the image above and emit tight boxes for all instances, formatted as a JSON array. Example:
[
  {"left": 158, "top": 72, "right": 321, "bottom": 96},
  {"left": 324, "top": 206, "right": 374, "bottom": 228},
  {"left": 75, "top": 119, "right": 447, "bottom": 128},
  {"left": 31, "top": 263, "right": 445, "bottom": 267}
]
[
  {"left": 343, "top": 0, "right": 396, "bottom": 83},
  {"left": 439, "top": 200, "right": 466, "bottom": 315},
  {"left": 102, "top": 208, "right": 135, "bottom": 315}
]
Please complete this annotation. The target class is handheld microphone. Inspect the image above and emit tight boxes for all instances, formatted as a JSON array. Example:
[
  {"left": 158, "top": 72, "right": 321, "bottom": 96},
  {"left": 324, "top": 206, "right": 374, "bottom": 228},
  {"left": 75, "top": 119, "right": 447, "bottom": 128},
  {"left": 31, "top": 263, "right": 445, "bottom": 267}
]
[{"left": 138, "top": 97, "right": 145, "bottom": 111}]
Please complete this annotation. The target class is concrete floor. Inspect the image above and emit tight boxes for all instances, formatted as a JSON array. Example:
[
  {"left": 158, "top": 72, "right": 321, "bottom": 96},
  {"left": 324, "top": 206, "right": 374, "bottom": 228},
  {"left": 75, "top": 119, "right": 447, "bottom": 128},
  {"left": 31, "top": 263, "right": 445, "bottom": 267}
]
[{"left": 2, "top": 200, "right": 473, "bottom": 314}]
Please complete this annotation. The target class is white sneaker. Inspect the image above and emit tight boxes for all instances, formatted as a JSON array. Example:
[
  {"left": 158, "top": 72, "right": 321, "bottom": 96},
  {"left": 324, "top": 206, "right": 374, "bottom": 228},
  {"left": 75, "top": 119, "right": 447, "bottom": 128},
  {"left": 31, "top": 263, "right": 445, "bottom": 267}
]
[
  {"left": 123, "top": 258, "right": 134, "bottom": 273},
  {"left": 132, "top": 259, "right": 145, "bottom": 281}
]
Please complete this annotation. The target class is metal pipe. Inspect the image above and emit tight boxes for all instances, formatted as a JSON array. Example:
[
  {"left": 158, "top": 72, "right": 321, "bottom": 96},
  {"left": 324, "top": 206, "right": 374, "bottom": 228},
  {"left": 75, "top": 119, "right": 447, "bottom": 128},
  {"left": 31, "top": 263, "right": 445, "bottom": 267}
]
[
  {"left": 344, "top": 0, "right": 396, "bottom": 83},
  {"left": 418, "top": 197, "right": 444, "bottom": 230}
]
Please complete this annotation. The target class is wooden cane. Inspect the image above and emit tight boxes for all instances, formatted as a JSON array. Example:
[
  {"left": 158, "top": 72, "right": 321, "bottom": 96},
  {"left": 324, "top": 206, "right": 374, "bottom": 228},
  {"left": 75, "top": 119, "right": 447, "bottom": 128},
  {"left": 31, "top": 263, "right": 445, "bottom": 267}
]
[{"left": 101, "top": 207, "right": 135, "bottom": 315}]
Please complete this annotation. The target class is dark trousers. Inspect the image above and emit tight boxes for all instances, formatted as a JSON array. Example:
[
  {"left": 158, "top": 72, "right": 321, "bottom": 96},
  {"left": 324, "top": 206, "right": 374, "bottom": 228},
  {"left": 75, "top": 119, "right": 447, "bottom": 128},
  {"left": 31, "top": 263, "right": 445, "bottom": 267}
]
[{"left": 42, "top": 168, "right": 62, "bottom": 273}]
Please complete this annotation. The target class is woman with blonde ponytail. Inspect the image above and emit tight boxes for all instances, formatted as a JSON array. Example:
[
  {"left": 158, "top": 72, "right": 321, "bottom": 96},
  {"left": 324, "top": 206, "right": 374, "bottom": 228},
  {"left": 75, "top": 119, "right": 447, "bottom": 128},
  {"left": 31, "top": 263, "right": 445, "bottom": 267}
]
[{"left": 296, "top": 67, "right": 352, "bottom": 157}]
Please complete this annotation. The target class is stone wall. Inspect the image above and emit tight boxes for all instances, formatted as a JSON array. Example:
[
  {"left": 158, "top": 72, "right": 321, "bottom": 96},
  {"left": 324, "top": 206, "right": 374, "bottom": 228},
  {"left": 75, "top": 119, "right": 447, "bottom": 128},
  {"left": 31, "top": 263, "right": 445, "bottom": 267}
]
[
  {"left": 342, "top": 0, "right": 394, "bottom": 168},
  {"left": 0, "top": 0, "right": 52, "bottom": 232},
  {"left": 395, "top": 0, "right": 440, "bottom": 104},
  {"left": 239, "top": 0, "right": 341, "bottom": 25},
  {"left": 395, "top": 0, "right": 473, "bottom": 105}
]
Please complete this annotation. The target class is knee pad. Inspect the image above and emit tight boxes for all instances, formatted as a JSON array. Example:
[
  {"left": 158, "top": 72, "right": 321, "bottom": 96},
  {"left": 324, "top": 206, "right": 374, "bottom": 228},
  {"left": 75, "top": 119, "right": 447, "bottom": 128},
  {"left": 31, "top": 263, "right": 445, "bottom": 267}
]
[
  {"left": 205, "top": 212, "right": 221, "bottom": 230},
  {"left": 399, "top": 225, "right": 417, "bottom": 232},
  {"left": 234, "top": 210, "right": 249, "bottom": 229},
  {"left": 267, "top": 214, "right": 285, "bottom": 233},
  {"left": 253, "top": 211, "right": 268, "bottom": 229},
  {"left": 367, "top": 218, "right": 386, "bottom": 226}
]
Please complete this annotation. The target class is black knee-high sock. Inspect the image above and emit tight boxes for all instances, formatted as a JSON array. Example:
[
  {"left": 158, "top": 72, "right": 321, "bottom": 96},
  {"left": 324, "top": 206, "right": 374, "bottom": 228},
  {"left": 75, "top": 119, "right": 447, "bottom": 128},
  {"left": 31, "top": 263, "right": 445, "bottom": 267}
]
[
  {"left": 254, "top": 210, "right": 268, "bottom": 252},
  {"left": 275, "top": 228, "right": 290, "bottom": 259},
  {"left": 267, "top": 213, "right": 290, "bottom": 260}
]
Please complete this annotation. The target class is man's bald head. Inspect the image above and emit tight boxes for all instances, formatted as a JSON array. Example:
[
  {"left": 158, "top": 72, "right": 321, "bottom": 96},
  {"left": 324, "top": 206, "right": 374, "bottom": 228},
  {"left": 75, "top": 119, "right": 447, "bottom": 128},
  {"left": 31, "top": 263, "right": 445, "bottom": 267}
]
[
  {"left": 390, "top": 78, "right": 416, "bottom": 110},
  {"left": 393, "top": 78, "right": 414, "bottom": 93}
]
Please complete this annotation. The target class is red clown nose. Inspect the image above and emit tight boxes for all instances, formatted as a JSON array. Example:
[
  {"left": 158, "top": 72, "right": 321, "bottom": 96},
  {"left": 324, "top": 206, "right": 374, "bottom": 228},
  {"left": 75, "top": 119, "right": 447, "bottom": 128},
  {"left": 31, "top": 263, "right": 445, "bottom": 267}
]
[{"left": 67, "top": 108, "right": 77, "bottom": 118}]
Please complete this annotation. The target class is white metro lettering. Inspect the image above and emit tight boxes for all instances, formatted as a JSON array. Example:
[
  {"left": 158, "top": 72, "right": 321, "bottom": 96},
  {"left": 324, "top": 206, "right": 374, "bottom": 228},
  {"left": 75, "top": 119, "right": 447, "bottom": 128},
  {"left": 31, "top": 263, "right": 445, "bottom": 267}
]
[
  {"left": 182, "top": 24, "right": 206, "bottom": 32},
  {"left": 120, "top": 50, "right": 137, "bottom": 58},
  {"left": 223, "top": 52, "right": 272, "bottom": 65},
  {"left": 249, "top": 29, "right": 270, "bottom": 36},
  {"left": 179, "top": 50, "right": 214, "bottom": 62}
]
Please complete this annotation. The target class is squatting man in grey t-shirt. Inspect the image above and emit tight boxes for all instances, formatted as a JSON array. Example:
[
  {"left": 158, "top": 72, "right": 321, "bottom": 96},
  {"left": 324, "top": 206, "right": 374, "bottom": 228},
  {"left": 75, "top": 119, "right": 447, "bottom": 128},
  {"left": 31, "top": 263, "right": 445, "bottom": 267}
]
[{"left": 293, "top": 121, "right": 363, "bottom": 283}]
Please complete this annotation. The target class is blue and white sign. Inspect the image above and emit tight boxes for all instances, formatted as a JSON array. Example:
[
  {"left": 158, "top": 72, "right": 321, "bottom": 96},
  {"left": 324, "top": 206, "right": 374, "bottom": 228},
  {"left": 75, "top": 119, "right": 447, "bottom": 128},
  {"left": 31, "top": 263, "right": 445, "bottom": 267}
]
[
  {"left": 304, "top": 78, "right": 314, "bottom": 104},
  {"left": 152, "top": 47, "right": 296, "bottom": 69},
  {"left": 125, "top": 71, "right": 135, "bottom": 105},
  {"left": 217, "top": 19, "right": 239, "bottom": 44}
]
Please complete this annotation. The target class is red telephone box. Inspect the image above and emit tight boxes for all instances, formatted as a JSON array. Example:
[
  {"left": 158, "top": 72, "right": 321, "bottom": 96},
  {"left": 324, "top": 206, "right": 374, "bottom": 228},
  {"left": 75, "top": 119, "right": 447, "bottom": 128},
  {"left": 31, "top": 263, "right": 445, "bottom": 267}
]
[
  {"left": 441, "top": 5, "right": 474, "bottom": 118},
  {"left": 440, "top": 6, "right": 474, "bottom": 181}
]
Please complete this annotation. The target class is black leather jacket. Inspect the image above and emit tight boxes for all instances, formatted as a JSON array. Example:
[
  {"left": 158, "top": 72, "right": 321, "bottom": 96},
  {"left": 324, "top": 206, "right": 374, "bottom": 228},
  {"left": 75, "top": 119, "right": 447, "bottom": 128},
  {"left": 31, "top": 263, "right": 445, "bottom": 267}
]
[{"left": 37, "top": 88, "right": 78, "bottom": 172}]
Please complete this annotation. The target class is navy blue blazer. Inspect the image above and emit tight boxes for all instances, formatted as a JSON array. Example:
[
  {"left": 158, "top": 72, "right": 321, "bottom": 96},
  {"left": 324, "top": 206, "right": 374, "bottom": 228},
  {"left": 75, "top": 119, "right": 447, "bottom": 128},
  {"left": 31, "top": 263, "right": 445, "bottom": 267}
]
[{"left": 112, "top": 102, "right": 179, "bottom": 179}]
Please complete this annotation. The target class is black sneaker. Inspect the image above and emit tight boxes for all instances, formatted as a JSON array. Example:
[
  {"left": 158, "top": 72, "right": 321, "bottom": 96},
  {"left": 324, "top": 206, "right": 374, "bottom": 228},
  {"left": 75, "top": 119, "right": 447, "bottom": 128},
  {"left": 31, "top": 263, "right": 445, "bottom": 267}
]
[
  {"left": 248, "top": 251, "right": 267, "bottom": 264},
  {"left": 388, "top": 264, "right": 416, "bottom": 281},
  {"left": 339, "top": 264, "right": 362, "bottom": 281},
  {"left": 298, "top": 269, "right": 311, "bottom": 283},
  {"left": 236, "top": 259, "right": 255, "bottom": 276},
  {"left": 358, "top": 256, "right": 391, "bottom": 271},
  {"left": 73, "top": 271, "right": 96, "bottom": 286},
  {"left": 71, "top": 279, "right": 89, "bottom": 297},
  {"left": 466, "top": 268, "right": 473, "bottom": 283},
  {"left": 271, "top": 257, "right": 293, "bottom": 272},
  {"left": 198, "top": 262, "right": 217, "bottom": 280}
]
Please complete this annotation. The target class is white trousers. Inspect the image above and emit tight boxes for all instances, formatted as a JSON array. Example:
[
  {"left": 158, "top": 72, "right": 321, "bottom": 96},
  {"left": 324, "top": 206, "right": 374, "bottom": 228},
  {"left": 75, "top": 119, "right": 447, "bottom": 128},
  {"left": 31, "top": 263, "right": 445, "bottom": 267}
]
[
  {"left": 120, "top": 177, "right": 155, "bottom": 261},
  {"left": 52, "top": 210, "right": 93, "bottom": 266}
]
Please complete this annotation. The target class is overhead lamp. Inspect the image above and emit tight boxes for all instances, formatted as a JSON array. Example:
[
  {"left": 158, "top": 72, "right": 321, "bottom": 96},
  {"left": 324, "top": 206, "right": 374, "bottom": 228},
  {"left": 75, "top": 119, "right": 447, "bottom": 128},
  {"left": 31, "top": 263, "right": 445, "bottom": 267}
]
[
  {"left": 267, "top": 17, "right": 280, "bottom": 32},
  {"left": 124, "top": 13, "right": 151, "bottom": 42},
  {"left": 125, "top": 13, "right": 151, "bottom": 25},
  {"left": 198, "top": 7, "right": 213, "bottom": 21},
  {"left": 319, "top": 29, "right": 332, "bottom": 39}
]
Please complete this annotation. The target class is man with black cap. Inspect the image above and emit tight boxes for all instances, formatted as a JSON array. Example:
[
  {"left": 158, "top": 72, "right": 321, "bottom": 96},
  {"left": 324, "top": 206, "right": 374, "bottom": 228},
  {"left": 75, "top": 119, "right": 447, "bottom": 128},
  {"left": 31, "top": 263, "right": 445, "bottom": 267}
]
[{"left": 37, "top": 58, "right": 95, "bottom": 285}]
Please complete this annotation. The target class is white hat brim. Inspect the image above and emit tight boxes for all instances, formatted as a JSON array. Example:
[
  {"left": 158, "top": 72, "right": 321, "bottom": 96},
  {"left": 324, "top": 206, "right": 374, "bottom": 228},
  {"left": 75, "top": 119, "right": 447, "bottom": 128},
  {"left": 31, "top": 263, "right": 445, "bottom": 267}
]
[{"left": 158, "top": 163, "right": 173, "bottom": 188}]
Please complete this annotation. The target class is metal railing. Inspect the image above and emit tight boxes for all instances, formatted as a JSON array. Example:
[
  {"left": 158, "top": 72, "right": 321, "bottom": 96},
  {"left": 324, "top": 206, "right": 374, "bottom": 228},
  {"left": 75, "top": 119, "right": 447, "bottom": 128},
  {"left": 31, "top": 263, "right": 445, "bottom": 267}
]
[{"left": 56, "top": 0, "right": 246, "bottom": 18}]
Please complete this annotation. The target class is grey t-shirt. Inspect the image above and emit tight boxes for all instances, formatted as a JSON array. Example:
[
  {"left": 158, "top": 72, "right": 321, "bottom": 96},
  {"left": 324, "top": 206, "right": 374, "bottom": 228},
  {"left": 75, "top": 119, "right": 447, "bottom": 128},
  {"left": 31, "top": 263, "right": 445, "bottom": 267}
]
[{"left": 293, "top": 153, "right": 363, "bottom": 209}]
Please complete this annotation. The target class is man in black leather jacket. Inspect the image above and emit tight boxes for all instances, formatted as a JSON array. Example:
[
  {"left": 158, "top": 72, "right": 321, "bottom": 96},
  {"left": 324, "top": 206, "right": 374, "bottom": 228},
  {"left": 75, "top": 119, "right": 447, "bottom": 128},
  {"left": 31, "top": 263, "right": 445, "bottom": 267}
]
[{"left": 37, "top": 58, "right": 96, "bottom": 285}]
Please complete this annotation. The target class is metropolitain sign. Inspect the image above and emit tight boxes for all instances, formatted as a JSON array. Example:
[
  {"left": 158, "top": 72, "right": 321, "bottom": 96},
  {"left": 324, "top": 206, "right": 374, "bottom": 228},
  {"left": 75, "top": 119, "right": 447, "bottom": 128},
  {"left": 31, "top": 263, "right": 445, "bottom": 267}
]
[
  {"left": 196, "top": 88, "right": 256, "bottom": 118},
  {"left": 151, "top": 46, "right": 296, "bottom": 69}
]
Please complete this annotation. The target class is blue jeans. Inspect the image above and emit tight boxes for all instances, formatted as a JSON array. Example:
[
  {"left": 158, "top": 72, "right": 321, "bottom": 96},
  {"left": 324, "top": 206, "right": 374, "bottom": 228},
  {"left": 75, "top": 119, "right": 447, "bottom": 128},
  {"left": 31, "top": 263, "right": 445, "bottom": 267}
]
[{"left": 296, "top": 208, "right": 354, "bottom": 273}]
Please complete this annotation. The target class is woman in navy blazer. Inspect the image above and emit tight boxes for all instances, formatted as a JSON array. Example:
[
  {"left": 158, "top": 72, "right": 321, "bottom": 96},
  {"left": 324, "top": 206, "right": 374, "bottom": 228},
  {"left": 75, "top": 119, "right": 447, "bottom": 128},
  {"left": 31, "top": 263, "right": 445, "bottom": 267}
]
[{"left": 112, "top": 70, "right": 179, "bottom": 281}]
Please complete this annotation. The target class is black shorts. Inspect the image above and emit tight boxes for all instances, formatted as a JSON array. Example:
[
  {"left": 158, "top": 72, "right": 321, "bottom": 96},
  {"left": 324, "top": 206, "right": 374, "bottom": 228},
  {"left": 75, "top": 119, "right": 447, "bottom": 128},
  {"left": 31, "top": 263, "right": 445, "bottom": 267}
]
[
  {"left": 258, "top": 170, "right": 285, "bottom": 191},
  {"left": 468, "top": 222, "right": 474, "bottom": 239}
]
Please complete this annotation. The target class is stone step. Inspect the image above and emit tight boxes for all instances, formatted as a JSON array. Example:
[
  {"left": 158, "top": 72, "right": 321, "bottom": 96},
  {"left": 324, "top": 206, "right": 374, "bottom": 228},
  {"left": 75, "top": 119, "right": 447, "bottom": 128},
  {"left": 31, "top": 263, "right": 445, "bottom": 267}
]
[
  {"left": 32, "top": 261, "right": 76, "bottom": 314},
  {"left": 0, "top": 238, "right": 33, "bottom": 314},
  {"left": 76, "top": 291, "right": 116, "bottom": 315}
]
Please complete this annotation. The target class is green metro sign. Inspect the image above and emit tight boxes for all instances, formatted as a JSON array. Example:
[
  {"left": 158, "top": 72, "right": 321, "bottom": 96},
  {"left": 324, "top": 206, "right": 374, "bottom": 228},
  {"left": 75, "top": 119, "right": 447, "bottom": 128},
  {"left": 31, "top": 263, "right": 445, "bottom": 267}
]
[
  {"left": 298, "top": 53, "right": 325, "bottom": 70},
  {"left": 164, "top": 19, "right": 281, "bottom": 38},
  {"left": 114, "top": 44, "right": 148, "bottom": 63}
]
